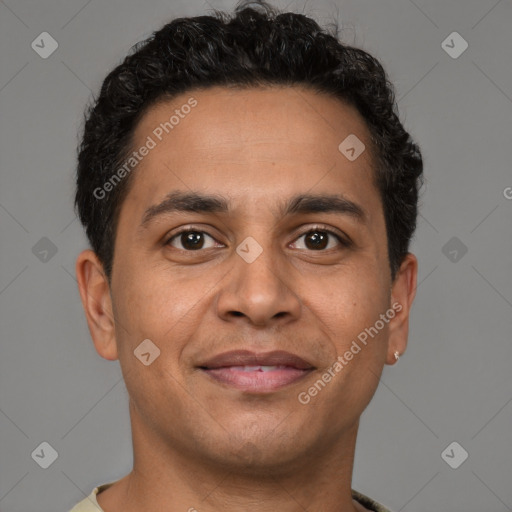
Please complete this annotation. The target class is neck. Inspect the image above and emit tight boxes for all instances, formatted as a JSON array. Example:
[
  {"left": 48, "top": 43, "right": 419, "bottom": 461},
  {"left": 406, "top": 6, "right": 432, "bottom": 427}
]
[{"left": 98, "top": 401, "right": 363, "bottom": 512}]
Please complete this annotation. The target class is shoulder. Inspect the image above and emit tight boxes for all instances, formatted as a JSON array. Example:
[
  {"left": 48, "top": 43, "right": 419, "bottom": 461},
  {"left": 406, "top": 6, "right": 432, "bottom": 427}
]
[
  {"left": 68, "top": 482, "right": 115, "bottom": 512},
  {"left": 352, "top": 488, "right": 396, "bottom": 512}
]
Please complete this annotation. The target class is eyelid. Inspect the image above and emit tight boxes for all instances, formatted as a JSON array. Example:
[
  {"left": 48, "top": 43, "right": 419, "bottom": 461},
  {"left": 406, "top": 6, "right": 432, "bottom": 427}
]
[
  {"left": 293, "top": 223, "right": 352, "bottom": 246},
  {"left": 164, "top": 224, "right": 223, "bottom": 247}
]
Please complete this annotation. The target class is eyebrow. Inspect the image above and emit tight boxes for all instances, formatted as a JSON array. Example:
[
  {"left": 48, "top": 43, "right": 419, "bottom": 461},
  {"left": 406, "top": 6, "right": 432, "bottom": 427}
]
[{"left": 139, "top": 190, "right": 368, "bottom": 229}]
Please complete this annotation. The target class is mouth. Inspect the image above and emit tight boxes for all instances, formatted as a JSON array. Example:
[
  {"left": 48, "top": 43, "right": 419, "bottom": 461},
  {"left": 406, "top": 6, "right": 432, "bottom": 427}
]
[{"left": 197, "top": 350, "right": 316, "bottom": 393}]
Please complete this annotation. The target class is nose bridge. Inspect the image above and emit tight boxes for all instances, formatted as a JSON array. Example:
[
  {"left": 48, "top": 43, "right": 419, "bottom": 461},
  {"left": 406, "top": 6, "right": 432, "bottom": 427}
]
[
  {"left": 236, "top": 232, "right": 282, "bottom": 291},
  {"left": 216, "top": 227, "right": 301, "bottom": 325}
]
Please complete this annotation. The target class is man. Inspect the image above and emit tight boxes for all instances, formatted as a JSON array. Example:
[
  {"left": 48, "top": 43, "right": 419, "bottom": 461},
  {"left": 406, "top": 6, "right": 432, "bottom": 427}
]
[{"left": 70, "top": 1, "right": 422, "bottom": 511}]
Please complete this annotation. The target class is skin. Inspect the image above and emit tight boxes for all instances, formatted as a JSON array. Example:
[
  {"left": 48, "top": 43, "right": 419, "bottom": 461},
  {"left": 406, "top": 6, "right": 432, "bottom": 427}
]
[{"left": 76, "top": 85, "right": 417, "bottom": 512}]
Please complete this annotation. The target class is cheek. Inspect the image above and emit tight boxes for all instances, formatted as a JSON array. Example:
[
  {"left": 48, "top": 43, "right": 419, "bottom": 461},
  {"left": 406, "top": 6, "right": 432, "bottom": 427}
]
[
  {"left": 115, "top": 261, "right": 185, "bottom": 322},
  {"left": 309, "top": 270, "right": 389, "bottom": 351},
  {"left": 111, "top": 264, "right": 209, "bottom": 362}
]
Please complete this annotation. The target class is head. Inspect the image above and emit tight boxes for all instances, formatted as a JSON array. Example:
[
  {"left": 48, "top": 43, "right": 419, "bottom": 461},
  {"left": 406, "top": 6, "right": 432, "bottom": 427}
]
[{"left": 75, "top": 1, "right": 422, "bottom": 471}]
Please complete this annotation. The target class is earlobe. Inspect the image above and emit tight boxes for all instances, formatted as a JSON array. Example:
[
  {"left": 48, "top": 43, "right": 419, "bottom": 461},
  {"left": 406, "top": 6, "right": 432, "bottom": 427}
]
[
  {"left": 75, "top": 249, "right": 118, "bottom": 361},
  {"left": 386, "top": 253, "right": 418, "bottom": 365}
]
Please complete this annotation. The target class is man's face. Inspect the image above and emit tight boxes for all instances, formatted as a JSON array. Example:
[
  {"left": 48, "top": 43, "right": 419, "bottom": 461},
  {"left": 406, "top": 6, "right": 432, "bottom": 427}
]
[{"left": 104, "top": 86, "right": 403, "bottom": 468}]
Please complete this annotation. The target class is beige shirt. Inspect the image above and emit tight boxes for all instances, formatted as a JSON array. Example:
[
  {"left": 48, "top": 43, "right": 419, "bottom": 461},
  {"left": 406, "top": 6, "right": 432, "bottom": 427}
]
[{"left": 69, "top": 482, "right": 395, "bottom": 512}]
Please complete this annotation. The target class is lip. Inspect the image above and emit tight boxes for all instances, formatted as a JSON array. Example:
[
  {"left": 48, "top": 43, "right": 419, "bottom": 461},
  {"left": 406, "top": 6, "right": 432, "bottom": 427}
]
[
  {"left": 198, "top": 350, "right": 315, "bottom": 370},
  {"left": 197, "top": 350, "right": 315, "bottom": 393}
]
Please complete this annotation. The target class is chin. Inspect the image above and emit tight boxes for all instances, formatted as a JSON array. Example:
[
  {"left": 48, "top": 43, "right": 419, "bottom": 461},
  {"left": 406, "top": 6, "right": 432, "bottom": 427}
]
[{"left": 201, "top": 429, "right": 309, "bottom": 476}]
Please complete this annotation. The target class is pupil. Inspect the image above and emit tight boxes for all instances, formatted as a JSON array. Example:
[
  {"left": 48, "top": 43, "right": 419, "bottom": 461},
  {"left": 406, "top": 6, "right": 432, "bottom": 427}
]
[
  {"left": 307, "top": 231, "right": 327, "bottom": 250},
  {"left": 183, "top": 232, "right": 203, "bottom": 250}
]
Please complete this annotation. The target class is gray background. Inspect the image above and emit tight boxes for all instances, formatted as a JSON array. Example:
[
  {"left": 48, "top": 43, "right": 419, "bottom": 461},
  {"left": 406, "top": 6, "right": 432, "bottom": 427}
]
[{"left": 0, "top": 0, "right": 511, "bottom": 511}]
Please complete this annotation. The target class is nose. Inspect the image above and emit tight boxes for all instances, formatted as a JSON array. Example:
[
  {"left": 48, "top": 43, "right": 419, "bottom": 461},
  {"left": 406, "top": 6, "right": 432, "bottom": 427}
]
[{"left": 215, "top": 240, "right": 302, "bottom": 328}]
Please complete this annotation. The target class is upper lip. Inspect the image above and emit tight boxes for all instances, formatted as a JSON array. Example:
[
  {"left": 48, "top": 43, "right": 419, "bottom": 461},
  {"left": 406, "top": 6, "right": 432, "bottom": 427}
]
[{"left": 199, "top": 350, "right": 315, "bottom": 370}]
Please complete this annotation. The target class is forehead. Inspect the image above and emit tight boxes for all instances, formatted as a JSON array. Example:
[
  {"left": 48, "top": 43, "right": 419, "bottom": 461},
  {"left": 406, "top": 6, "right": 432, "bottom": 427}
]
[{"left": 122, "top": 85, "right": 380, "bottom": 223}]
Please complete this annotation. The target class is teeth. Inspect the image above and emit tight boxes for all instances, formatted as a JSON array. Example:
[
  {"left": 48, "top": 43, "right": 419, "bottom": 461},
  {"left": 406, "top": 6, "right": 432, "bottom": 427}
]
[
  {"left": 239, "top": 366, "right": 262, "bottom": 371},
  {"left": 260, "top": 365, "right": 279, "bottom": 372},
  {"left": 228, "top": 365, "right": 286, "bottom": 372}
]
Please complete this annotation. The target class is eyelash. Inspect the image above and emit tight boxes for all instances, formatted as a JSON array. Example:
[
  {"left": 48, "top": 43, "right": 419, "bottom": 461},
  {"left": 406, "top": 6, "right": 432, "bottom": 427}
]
[{"left": 164, "top": 224, "right": 352, "bottom": 251}]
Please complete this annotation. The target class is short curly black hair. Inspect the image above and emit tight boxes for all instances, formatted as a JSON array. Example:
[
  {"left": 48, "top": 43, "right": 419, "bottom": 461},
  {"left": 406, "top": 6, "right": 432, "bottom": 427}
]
[{"left": 75, "top": 0, "right": 423, "bottom": 282}]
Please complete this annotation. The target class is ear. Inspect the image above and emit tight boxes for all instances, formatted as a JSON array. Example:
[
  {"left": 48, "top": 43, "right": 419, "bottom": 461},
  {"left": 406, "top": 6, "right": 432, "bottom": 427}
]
[
  {"left": 386, "top": 253, "right": 418, "bottom": 365},
  {"left": 75, "top": 249, "right": 118, "bottom": 361}
]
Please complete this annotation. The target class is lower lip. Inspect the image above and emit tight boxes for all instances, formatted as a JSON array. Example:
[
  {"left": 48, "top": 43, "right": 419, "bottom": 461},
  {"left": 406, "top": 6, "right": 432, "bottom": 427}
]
[{"left": 200, "top": 367, "right": 313, "bottom": 392}]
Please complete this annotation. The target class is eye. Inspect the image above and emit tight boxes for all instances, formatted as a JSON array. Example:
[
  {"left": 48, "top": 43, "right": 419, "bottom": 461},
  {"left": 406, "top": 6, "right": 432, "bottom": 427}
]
[
  {"left": 165, "top": 229, "right": 221, "bottom": 251},
  {"left": 164, "top": 225, "right": 351, "bottom": 252},
  {"left": 291, "top": 227, "right": 350, "bottom": 251}
]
